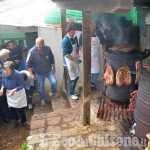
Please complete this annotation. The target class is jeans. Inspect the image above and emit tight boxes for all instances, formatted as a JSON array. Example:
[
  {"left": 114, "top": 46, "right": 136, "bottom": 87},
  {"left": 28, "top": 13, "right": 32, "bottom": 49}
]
[
  {"left": 25, "top": 87, "right": 33, "bottom": 105},
  {"left": 35, "top": 69, "right": 57, "bottom": 101},
  {"left": 10, "top": 107, "right": 26, "bottom": 124},
  {"left": 91, "top": 73, "right": 99, "bottom": 84},
  {"left": 65, "top": 66, "right": 79, "bottom": 96}
]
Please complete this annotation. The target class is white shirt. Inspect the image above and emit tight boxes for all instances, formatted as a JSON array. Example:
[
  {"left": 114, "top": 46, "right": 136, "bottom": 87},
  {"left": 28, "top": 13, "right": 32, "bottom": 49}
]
[{"left": 20, "top": 70, "right": 34, "bottom": 90}]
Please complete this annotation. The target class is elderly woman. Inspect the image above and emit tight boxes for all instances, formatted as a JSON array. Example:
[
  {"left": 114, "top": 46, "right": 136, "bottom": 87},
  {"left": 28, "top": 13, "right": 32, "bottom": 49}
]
[
  {"left": 0, "top": 61, "right": 27, "bottom": 126},
  {"left": 0, "top": 49, "right": 10, "bottom": 124}
]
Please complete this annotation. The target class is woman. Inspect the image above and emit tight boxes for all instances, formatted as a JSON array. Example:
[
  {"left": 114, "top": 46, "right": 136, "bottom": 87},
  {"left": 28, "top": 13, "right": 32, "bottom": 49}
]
[{"left": 0, "top": 61, "right": 27, "bottom": 126}]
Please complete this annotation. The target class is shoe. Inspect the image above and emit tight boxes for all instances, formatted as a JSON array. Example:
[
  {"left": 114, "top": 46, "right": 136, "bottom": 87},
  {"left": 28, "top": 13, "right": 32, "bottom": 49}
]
[
  {"left": 41, "top": 100, "right": 45, "bottom": 106},
  {"left": 91, "top": 83, "right": 96, "bottom": 88},
  {"left": 74, "top": 93, "right": 78, "bottom": 96},
  {"left": 22, "top": 122, "right": 27, "bottom": 126},
  {"left": 52, "top": 93, "right": 60, "bottom": 98},
  {"left": 28, "top": 104, "right": 33, "bottom": 109},
  {"left": 13, "top": 120, "right": 18, "bottom": 127},
  {"left": 4, "top": 119, "right": 10, "bottom": 124},
  {"left": 69, "top": 95, "right": 78, "bottom": 100},
  {"left": 91, "top": 83, "right": 96, "bottom": 91}
]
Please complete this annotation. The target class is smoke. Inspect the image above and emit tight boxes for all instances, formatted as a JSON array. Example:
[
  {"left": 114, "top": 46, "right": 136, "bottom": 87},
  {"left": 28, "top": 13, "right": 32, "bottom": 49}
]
[{"left": 92, "top": 12, "right": 130, "bottom": 46}]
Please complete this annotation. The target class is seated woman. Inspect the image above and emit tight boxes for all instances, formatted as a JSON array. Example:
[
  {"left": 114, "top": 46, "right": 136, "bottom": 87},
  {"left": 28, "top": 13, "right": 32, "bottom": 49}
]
[{"left": 0, "top": 61, "right": 27, "bottom": 126}]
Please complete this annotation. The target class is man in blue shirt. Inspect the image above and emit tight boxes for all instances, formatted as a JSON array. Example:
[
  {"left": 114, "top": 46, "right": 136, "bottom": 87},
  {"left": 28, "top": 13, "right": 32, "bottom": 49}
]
[
  {"left": 62, "top": 23, "right": 80, "bottom": 100},
  {"left": 27, "top": 37, "right": 59, "bottom": 105},
  {"left": 19, "top": 47, "right": 28, "bottom": 71}
]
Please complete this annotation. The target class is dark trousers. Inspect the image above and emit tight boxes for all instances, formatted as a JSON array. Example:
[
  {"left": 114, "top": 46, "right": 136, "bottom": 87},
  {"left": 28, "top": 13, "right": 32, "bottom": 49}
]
[
  {"left": 25, "top": 86, "right": 34, "bottom": 105},
  {"left": 65, "top": 66, "right": 79, "bottom": 95},
  {"left": 0, "top": 90, "right": 9, "bottom": 121},
  {"left": 11, "top": 107, "right": 26, "bottom": 124}
]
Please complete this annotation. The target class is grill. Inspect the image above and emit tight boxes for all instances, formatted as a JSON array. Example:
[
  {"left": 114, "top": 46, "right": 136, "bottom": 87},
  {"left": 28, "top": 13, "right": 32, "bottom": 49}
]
[
  {"left": 97, "top": 93, "right": 133, "bottom": 122},
  {"left": 105, "top": 46, "right": 140, "bottom": 102},
  {"left": 97, "top": 45, "right": 140, "bottom": 122}
]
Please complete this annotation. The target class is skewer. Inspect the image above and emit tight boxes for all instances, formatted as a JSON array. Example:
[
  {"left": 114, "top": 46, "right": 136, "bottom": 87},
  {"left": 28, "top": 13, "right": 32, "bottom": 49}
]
[
  {"left": 106, "top": 104, "right": 111, "bottom": 121},
  {"left": 103, "top": 103, "right": 107, "bottom": 121},
  {"left": 115, "top": 105, "right": 119, "bottom": 120},
  {"left": 119, "top": 105, "right": 123, "bottom": 120},
  {"left": 100, "top": 99, "right": 105, "bottom": 120}
]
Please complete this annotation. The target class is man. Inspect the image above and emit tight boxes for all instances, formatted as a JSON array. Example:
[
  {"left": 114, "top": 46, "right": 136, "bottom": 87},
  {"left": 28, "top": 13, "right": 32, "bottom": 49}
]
[
  {"left": 19, "top": 47, "right": 28, "bottom": 71},
  {"left": 7, "top": 41, "right": 21, "bottom": 70},
  {"left": 17, "top": 40, "right": 24, "bottom": 51},
  {"left": 27, "top": 37, "right": 59, "bottom": 105},
  {"left": 79, "top": 21, "right": 106, "bottom": 88},
  {"left": 17, "top": 40, "right": 24, "bottom": 58},
  {"left": 62, "top": 23, "right": 80, "bottom": 100},
  {"left": 0, "top": 49, "right": 10, "bottom": 124}
]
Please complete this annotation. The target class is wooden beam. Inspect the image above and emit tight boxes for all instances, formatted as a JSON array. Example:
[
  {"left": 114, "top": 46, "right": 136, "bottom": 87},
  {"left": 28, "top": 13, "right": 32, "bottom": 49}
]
[
  {"left": 82, "top": 11, "right": 91, "bottom": 126},
  {"left": 146, "top": 25, "right": 150, "bottom": 49},
  {"left": 134, "top": 0, "right": 150, "bottom": 7},
  {"left": 52, "top": 0, "right": 133, "bottom": 14},
  {"left": 61, "top": 9, "right": 68, "bottom": 91},
  {"left": 61, "top": 9, "right": 66, "bottom": 38}
]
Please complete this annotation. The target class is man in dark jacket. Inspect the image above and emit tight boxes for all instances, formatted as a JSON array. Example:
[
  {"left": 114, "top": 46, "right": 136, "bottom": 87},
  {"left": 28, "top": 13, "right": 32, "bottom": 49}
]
[
  {"left": 7, "top": 41, "right": 21, "bottom": 70},
  {"left": 27, "top": 37, "right": 59, "bottom": 105}
]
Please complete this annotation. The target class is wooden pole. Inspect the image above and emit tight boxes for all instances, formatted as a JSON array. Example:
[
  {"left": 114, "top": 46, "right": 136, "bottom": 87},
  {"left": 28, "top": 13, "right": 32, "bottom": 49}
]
[
  {"left": 61, "top": 9, "right": 66, "bottom": 38},
  {"left": 82, "top": 11, "right": 91, "bottom": 126},
  {"left": 61, "top": 9, "right": 67, "bottom": 91}
]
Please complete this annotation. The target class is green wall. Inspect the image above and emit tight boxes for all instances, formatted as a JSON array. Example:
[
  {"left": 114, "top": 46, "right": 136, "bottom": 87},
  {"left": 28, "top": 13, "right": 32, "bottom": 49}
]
[{"left": 0, "top": 33, "right": 27, "bottom": 49}]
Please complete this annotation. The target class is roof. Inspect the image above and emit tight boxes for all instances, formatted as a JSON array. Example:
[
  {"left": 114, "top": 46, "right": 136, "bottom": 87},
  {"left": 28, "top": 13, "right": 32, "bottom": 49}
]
[
  {"left": 0, "top": 0, "right": 56, "bottom": 27},
  {"left": 52, "top": 0, "right": 134, "bottom": 14}
]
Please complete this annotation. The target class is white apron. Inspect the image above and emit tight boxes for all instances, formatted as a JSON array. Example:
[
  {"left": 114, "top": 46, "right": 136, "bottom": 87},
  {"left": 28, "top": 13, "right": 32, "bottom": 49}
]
[
  {"left": 91, "top": 36, "right": 102, "bottom": 73},
  {"left": 65, "top": 37, "right": 80, "bottom": 80},
  {"left": 6, "top": 88, "right": 27, "bottom": 108}
]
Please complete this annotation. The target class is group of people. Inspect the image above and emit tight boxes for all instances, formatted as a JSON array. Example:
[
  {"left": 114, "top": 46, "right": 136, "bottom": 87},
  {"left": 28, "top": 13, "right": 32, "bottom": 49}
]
[
  {"left": 0, "top": 40, "right": 35, "bottom": 126},
  {"left": 0, "top": 21, "right": 105, "bottom": 127},
  {"left": 0, "top": 37, "right": 60, "bottom": 126}
]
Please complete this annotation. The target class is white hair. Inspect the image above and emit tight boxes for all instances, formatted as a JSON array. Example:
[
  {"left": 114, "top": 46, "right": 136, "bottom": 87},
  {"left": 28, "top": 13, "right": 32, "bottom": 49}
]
[
  {"left": 0, "top": 49, "right": 9, "bottom": 57},
  {"left": 36, "top": 37, "right": 44, "bottom": 43}
]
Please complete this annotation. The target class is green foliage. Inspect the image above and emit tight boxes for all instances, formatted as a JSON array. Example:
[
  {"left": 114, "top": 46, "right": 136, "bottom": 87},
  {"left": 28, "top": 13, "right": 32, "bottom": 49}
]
[{"left": 20, "top": 142, "right": 28, "bottom": 150}]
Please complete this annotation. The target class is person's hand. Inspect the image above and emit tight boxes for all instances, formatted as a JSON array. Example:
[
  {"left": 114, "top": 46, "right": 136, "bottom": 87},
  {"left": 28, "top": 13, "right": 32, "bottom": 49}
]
[
  {"left": 14, "top": 60, "right": 20, "bottom": 64},
  {"left": 0, "top": 90, "right": 3, "bottom": 96},
  {"left": 104, "top": 52, "right": 106, "bottom": 60},
  {"left": 53, "top": 68, "right": 56, "bottom": 74},
  {"left": 7, "top": 89, "right": 16, "bottom": 97},
  {"left": 76, "top": 53, "right": 79, "bottom": 59},
  {"left": 31, "top": 74, "right": 36, "bottom": 80},
  {"left": 135, "top": 61, "right": 141, "bottom": 70},
  {"left": 135, "top": 77, "right": 139, "bottom": 84},
  {"left": 74, "top": 58, "right": 79, "bottom": 64}
]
